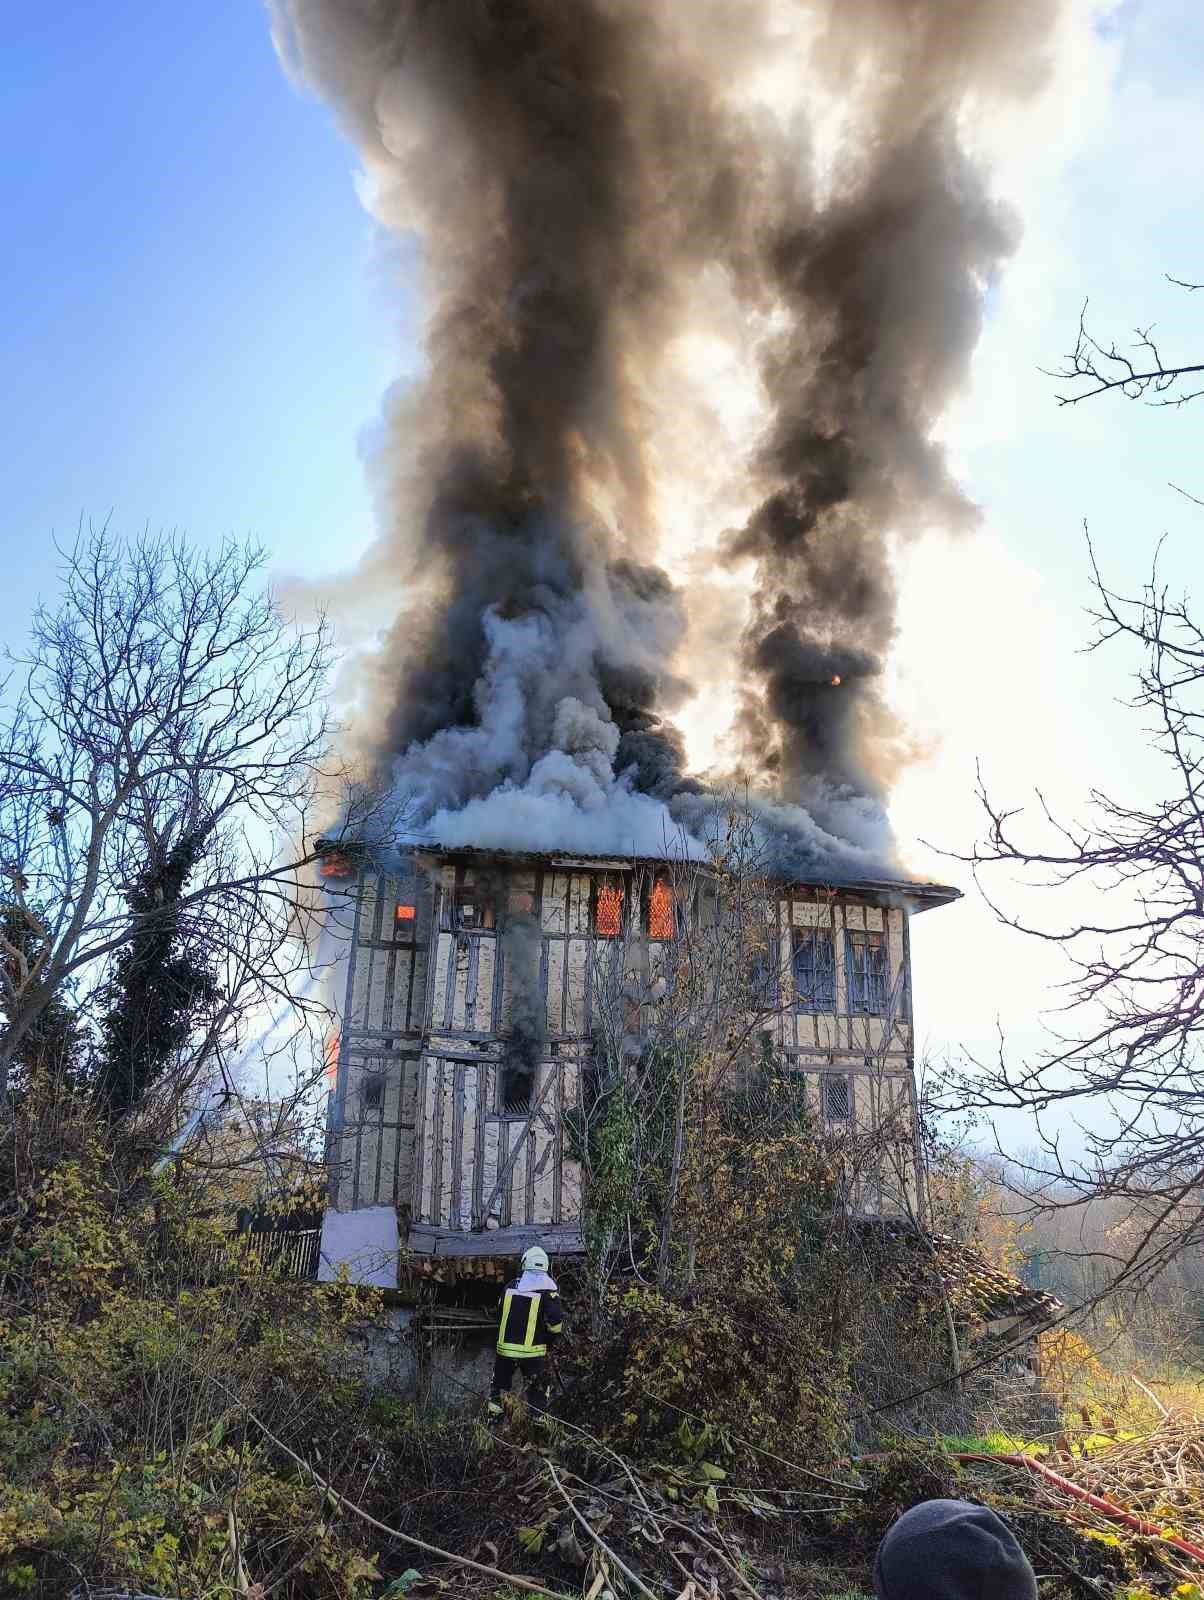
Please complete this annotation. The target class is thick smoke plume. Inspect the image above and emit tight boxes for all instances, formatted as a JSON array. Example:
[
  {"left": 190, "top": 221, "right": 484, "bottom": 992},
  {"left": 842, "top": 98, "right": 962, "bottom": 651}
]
[{"left": 270, "top": 0, "right": 1060, "bottom": 879}]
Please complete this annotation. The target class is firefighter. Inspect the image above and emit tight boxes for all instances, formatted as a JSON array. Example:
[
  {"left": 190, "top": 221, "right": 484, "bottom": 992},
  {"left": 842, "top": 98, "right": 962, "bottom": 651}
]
[{"left": 487, "top": 1244, "right": 562, "bottom": 1418}]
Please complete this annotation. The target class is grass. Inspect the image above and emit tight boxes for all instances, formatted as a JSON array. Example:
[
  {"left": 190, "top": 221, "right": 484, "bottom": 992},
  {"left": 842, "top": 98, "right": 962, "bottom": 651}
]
[{"left": 941, "top": 1431, "right": 1047, "bottom": 1458}]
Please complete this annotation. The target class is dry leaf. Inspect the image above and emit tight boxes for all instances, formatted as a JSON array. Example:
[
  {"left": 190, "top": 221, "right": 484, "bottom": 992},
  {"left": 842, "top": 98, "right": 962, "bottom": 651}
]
[{"left": 555, "top": 1524, "right": 587, "bottom": 1566}]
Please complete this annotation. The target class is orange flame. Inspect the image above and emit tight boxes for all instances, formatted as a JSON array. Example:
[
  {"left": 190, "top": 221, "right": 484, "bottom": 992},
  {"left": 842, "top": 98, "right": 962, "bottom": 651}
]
[
  {"left": 323, "top": 1031, "right": 339, "bottom": 1084},
  {"left": 596, "top": 883, "right": 624, "bottom": 937},
  {"left": 830, "top": 675, "right": 841, "bottom": 687},
  {"left": 649, "top": 879, "right": 674, "bottom": 940}
]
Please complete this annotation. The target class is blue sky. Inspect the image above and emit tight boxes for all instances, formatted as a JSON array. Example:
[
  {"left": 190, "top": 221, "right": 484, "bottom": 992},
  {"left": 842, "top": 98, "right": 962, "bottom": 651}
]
[
  {"left": 5, "top": 1, "right": 1204, "bottom": 1151},
  {"left": 2, "top": 0, "right": 399, "bottom": 604}
]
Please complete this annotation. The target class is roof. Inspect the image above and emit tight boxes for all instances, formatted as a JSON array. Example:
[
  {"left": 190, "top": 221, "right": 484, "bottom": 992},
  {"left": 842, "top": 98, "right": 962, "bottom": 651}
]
[
  {"left": 314, "top": 836, "right": 961, "bottom": 911},
  {"left": 865, "top": 1219, "right": 1062, "bottom": 1331}
]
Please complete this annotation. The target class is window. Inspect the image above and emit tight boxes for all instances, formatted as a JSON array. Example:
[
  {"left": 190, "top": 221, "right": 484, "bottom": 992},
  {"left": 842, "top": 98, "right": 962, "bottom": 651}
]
[
  {"left": 845, "top": 929, "right": 887, "bottom": 1014},
  {"left": 822, "top": 1074, "right": 852, "bottom": 1122},
  {"left": 648, "top": 879, "right": 674, "bottom": 940},
  {"left": 746, "top": 937, "right": 778, "bottom": 1006},
  {"left": 499, "top": 1057, "right": 535, "bottom": 1115},
  {"left": 361, "top": 1074, "right": 385, "bottom": 1112},
  {"left": 595, "top": 880, "right": 625, "bottom": 938},
  {"left": 446, "top": 884, "right": 495, "bottom": 931},
  {"left": 792, "top": 929, "right": 836, "bottom": 1012}
]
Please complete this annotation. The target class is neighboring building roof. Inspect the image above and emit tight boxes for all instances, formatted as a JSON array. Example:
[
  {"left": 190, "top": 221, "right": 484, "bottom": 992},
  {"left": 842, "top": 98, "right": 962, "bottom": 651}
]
[
  {"left": 314, "top": 835, "right": 961, "bottom": 911},
  {"left": 930, "top": 1233, "right": 1062, "bottom": 1329},
  {"left": 864, "top": 1219, "right": 1062, "bottom": 1332}
]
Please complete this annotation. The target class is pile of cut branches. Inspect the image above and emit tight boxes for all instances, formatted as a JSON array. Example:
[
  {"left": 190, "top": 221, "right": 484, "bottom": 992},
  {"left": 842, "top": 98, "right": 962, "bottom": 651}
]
[{"left": 969, "top": 1410, "right": 1204, "bottom": 1582}]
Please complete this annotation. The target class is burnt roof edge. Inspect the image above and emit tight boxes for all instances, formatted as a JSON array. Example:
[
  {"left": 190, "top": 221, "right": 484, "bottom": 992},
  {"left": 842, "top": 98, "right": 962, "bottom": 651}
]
[{"left": 313, "top": 835, "right": 961, "bottom": 911}]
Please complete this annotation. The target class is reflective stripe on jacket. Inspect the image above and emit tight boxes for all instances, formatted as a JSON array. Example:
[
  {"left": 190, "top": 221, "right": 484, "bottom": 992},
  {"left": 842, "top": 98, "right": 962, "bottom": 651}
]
[{"left": 496, "top": 1279, "right": 563, "bottom": 1359}]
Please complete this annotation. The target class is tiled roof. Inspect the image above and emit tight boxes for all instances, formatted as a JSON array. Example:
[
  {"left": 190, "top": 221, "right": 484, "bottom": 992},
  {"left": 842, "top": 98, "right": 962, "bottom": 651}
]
[{"left": 859, "top": 1219, "right": 1062, "bottom": 1330}]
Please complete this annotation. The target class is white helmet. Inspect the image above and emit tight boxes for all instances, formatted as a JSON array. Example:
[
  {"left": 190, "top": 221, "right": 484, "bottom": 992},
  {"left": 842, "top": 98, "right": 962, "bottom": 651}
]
[{"left": 521, "top": 1244, "right": 550, "bottom": 1273}]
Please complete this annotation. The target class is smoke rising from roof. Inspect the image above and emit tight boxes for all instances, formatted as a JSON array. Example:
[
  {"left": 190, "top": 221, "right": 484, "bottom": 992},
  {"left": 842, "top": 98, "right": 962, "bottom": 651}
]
[{"left": 270, "top": 0, "right": 1060, "bottom": 878}]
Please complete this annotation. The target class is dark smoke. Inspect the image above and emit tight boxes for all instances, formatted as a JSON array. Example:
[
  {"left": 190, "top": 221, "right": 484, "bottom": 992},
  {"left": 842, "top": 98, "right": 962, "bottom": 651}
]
[
  {"left": 500, "top": 909, "right": 547, "bottom": 1110},
  {"left": 270, "top": 0, "right": 1060, "bottom": 877}
]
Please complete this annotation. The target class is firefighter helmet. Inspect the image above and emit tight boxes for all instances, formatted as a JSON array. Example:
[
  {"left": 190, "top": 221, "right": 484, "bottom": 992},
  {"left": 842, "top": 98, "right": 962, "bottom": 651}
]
[{"left": 521, "top": 1245, "right": 550, "bottom": 1274}]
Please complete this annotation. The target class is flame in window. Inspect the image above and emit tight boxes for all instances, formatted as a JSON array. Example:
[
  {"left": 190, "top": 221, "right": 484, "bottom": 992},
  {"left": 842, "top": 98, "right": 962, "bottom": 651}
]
[
  {"left": 318, "top": 854, "right": 353, "bottom": 878},
  {"left": 595, "top": 882, "right": 624, "bottom": 937},
  {"left": 649, "top": 879, "right": 674, "bottom": 940},
  {"left": 395, "top": 903, "right": 416, "bottom": 922}
]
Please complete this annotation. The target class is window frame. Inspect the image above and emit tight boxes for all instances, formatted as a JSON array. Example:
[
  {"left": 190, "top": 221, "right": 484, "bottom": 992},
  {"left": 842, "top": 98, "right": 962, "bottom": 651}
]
[
  {"left": 496, "top": 1055, "right": 537, "bottom": 1118},
  {"left": 746, "top": 933, "right": 779, "bottom": 1008},
  {"left": 645, "top": 875, "right": 677, "bottom": 940},
  {"left": 844, "top": 927, "right": 888, "bottom": 1015},
  {"left": 592, "top": 874, "right": 628, "bottom": 940},
  {"left": 821, "top": 1072, "right": 853, "bottom": 1124},
  {"left": 791, "top": 926, "right": 837, "bottom": 1013}
]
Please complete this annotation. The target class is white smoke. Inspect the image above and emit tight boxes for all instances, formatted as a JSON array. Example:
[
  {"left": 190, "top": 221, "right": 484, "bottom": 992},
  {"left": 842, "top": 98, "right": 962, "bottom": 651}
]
[{"left": 397, "top": 603, "right": 706, "bottom": 860}]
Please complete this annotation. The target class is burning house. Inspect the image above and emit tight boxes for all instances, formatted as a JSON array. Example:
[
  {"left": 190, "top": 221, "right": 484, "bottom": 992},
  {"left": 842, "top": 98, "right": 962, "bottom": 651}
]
[
  {"left": 316, "top": 839, "right": 959, "bottom": 1283},
  {"left": 269, "top": 0, "right": 1060, "bottom": 1312}
]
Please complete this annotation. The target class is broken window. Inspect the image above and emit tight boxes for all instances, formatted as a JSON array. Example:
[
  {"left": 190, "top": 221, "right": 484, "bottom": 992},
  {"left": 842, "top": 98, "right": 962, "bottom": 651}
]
[
  {"left": 822, "top": 1073, "right": 852, "bottom": 1122},
  {"left": 446, "top": 883, "right": 496, "bottom": 932},
  {"left": 594, "top": 880, "right": 625, "bottom": 938},
  {"left": 648, "top": 878, "right": 675, "bottom": 940},
  {"left": 361, "top": 1073, "right": 385, "bottom": 1112},
  {"left": 499, "top": 1059, "right": 535, "bottom": 1115},
  {"left": 792, "top": 928, "right": 836, "bottom": 1012},
  {"left": 845, "top": 929, "right": 887, "bottom": 1014}
]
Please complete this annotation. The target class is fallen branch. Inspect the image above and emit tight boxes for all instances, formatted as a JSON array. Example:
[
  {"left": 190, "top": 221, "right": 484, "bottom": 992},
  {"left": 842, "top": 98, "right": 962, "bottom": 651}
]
[
  {"left": 1130, "top": 1376, "right": 1171, "bottom": 1420},
  {"left": 546, "top": 1457, "right": 659, "bottom": 1600},
  {"left": 215, "top": 1379, "right": 573, "bottom": 1600}
]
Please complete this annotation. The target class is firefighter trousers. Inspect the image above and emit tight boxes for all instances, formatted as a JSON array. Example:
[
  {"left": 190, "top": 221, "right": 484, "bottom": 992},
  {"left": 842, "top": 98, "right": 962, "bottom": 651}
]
[{"left": 490, "top": 1352, "right": 548, "bottom": 1408}]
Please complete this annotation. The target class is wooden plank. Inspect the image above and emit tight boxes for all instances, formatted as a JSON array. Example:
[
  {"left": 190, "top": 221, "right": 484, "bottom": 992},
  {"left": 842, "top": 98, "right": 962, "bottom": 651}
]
[
  {"left": 410, "top": 1224, "right": 585, "bottom": 1258},
  {"left": 480, "top": 1068, "right": 501, "bottom": 1228},
  {"left": 456, "top": 1061, "right": 477, "bottom": 1231},
  {"left": 437, "top": 1060, "right": 456, "bottom": 1229},
  {"left": 413, "top": 1054, "right": 432, "bottom": 1224}
]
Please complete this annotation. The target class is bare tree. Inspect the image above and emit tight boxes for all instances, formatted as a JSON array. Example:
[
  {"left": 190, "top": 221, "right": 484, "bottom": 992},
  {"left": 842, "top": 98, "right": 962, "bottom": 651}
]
[
  {"left": 1049, "top": 276, "right": 1204, "bottom": 409},
  {"left": 0, "top": 526, "right": 372, "bottom": 1138},
  {"left": 946, "top": 523, "right": 1204, "bottom": 1299},
  {"left": 578, "top": 805, "right": 919, "bottom": 1312}
]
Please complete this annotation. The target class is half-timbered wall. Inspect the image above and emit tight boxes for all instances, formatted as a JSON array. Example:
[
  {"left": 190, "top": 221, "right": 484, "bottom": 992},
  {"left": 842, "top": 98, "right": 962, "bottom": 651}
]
[{"left": 328, "top": 854, "right": 926, "bottom": 1248}]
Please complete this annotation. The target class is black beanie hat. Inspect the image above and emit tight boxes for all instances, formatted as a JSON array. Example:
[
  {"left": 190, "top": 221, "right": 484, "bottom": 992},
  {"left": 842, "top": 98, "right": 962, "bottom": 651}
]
[{"left": 873, "top": 1499, "right": 1037, "bottom": 1600}]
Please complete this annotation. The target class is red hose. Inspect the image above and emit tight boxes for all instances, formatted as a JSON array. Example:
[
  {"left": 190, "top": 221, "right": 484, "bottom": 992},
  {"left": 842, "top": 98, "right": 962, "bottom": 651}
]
[{"left": 954, "top": 1452, "right": 1204, "bottom": 1567}]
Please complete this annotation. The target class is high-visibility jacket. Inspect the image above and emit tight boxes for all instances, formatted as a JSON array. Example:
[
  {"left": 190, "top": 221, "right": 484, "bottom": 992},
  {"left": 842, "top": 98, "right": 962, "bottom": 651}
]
[{"left": 496, "top": 1276, "right": 563, "bottom": 1360}]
